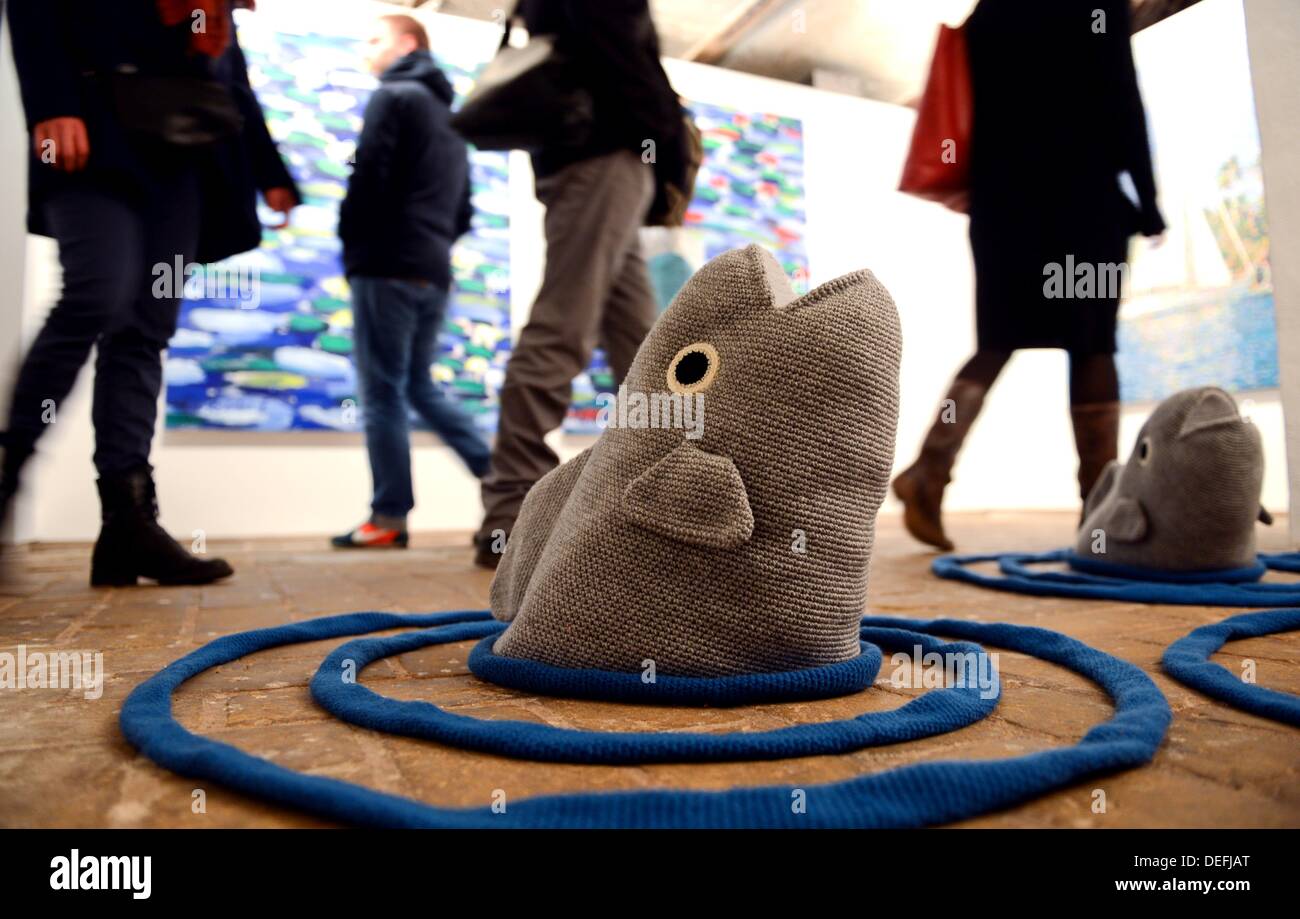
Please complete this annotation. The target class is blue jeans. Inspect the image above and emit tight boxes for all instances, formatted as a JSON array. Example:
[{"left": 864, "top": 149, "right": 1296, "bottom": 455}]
[
  {"left": 5, "top": 169, "right": 200, "bottom": 475},
  {"left": 350, "top": 276, "right": 492, "bottom": 520}
]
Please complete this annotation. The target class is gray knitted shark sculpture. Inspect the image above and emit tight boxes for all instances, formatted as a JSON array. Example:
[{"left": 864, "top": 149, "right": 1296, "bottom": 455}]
[
  {"left": 489, "top": 244, "right": 902, "bottom": 677},
  {"left": 1075, "top": 386, "right": 1271, "bottom": 572}
]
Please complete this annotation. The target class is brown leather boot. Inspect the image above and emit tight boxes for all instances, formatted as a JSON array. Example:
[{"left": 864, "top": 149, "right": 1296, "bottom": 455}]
[
  {"left": 892, "top": 379, "right": 988, "bottom": 551},
  {"left": 1071, "top": 400, "right": 1120, "bottom": 507}
]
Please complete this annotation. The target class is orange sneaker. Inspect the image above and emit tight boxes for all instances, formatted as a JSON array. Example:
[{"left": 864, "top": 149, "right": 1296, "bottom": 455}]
[{"left": 331, "top": 522, "right": 409, "bottom": 549}]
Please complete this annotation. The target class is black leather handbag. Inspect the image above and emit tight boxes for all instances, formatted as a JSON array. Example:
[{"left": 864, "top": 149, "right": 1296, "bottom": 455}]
[
  {"left": 106, "top": 67, "right": 244, "bottom": 147},
  {"left": 450, "top": 13, "right": 592, "bottom": 152}
]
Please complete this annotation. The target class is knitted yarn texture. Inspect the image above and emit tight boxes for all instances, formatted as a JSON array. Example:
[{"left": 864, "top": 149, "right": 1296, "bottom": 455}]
[
  {"left": 491, "top": 244, "right": 903, "bottom": 676},
  {"left": 1075, "top": 386, "right": 1268, "bottom": 573}
]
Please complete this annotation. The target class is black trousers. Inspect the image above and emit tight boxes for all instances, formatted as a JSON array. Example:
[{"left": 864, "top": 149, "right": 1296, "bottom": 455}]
[{"left": 7, "top": 168, "right": 200, "bottom": 476}]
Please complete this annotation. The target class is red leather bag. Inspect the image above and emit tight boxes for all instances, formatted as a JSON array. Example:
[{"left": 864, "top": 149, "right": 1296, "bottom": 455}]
[{"left": 898, "top": 23, "right": 972, "bottom": 213}]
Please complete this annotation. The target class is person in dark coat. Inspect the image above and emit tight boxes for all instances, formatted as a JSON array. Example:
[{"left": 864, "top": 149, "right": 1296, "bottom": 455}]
[
  {"left": 331, "top": 13, "right": 492, "bottom": 550},
  {"left": 894, "top": 0, "right": 1166, "bottom": 550},
  {"left": 473, "top": 0, "right": 687, "bottom": 567},
  {"left": 0, "top": 0, "right": 299, "bottom": 584}
]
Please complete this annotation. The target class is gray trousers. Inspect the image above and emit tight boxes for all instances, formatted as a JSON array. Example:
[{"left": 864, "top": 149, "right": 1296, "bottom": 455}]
[{"left": 478, "top": 149, "right": 656, "bottom": 539}]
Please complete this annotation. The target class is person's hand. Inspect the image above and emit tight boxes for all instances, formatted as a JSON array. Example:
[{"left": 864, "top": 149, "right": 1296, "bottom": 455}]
[
  {"left": 33, "top": 117, "right": 90, "bottom": 172},
  {"left": 263, "top": 187, "right": 297, "bottom": 228}
]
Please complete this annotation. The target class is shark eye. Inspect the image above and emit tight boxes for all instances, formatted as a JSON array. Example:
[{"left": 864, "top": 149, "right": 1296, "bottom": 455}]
[
  {"left": 667, "top": 342, "right": 719, "bottom": 394},
  {"left": 1137, "top": 437, "right": 1153, "bottom": 465}
]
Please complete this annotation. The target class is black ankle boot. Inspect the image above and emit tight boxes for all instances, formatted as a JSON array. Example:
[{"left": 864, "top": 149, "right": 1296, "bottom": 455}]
[
  {"left": 0, "top": 431, "right": 35, "bottom": 537},
  {"left": 91, "top": 466, "right": 233, "bottom": 587}
]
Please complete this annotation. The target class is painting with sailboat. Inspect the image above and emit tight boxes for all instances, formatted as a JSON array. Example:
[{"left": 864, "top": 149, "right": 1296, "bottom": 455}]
[{"left": 1117, "top": 0, "right": 1275, "bottom": 404}]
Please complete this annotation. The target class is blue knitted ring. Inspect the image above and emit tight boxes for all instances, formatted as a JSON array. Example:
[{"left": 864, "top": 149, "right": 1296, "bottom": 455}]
[
  {"left": 933, "top": 548, "right": 1300, "bottom": 606},
  {"left": 1063, "top": 552, "right": 1267, "bottom": 584},
  {"left": 464, "top": 633, "right": 882, "bottom": 706},
  {"left": 1161, "top": 608, "right": 1300, "bottom": 727}
]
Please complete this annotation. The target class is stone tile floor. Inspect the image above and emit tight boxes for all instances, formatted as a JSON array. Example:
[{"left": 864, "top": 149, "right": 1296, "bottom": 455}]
[{"left": 1, "top": 512, "right": 1296, "bottom": 828}]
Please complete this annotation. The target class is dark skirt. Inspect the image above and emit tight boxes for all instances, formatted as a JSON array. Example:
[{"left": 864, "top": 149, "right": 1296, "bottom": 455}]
[{"left": 970, "top": 182, "right": 1138, "bottom": 355}]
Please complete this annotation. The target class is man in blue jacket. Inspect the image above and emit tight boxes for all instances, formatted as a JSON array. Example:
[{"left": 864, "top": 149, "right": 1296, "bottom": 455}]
[{"left": 332, "top": 14, "right": 491, "bottom": 549}]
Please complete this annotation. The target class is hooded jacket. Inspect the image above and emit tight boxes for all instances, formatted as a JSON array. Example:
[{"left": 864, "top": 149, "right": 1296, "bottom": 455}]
[{"left": 339, "top": 51, "right": 471, "bottom": 288}]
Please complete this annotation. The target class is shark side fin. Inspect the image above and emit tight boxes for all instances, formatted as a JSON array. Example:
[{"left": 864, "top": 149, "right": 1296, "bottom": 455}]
[
  {"left": 622, "top": 441, "right": 754, "bottom": 549},
  {"left": 1097, "top": 496, "right": 1149, "bottom": 544}
]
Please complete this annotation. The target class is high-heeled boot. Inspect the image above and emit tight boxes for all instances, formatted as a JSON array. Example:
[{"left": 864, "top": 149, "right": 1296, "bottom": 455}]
[
  {"left": 891, "top": 379, "right": 988, "bottom": 551},
  {"left": 1071, "top": 400, "right": 1120, "bottom": 509}
]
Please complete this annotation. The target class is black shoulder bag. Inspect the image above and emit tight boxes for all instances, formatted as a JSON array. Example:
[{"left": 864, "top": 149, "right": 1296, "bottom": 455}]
[
  {"left": 103, "top": 65, "right": 244, "bottom": 147},
  {"left": 449, "top": 9, "right": 592, "bottom": 152}
]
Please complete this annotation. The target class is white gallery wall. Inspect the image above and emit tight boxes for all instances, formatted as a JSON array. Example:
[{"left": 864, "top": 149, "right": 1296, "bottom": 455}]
[
  {"left": 1, "top": 0, "right": 1291, "bottom": 542},
  {"left": 1244, "top": 0, "right": 1300, "bottom": 543}
]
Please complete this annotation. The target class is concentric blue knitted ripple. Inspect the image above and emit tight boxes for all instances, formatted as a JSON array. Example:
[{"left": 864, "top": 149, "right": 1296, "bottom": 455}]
[
  {"left": 934, "top": 549, "right": 1300, "bottom": 606},
  {"left": 119, "top": 609, "right": 1171, "bottom": 828},
  {"left": 310, "top": 625, "right": 992, "bottom": 764}
]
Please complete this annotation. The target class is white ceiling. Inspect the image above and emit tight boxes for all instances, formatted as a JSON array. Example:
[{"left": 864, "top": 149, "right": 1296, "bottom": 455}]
[
  {"left": 718, "top": 0, "right": 978, "bottom": 102},
  {"left": 409, "top": 0, "right": 977, "bottom": 105},
  {"left": 398, "top": 0, "right": 1187, "bottom": 105}
]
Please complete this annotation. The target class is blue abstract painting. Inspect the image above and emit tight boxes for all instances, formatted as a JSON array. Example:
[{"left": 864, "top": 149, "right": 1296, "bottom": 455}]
[{"left": 163, "top": 25, "right": 811, "bottom": 439}]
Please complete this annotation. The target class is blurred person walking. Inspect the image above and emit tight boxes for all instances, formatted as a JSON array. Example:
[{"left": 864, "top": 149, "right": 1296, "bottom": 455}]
[
  {"left": 0, "top": 0, "right": 299, "bottom": 584},
  {"left": 893, "top": 0, "right": 1166, "bottom": 550},
  {"left": 331, "top": 14, "right": 490, "bottom": 550},
  {"left": 473, "top": 0, "right": 688, "bottom": 567}
]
